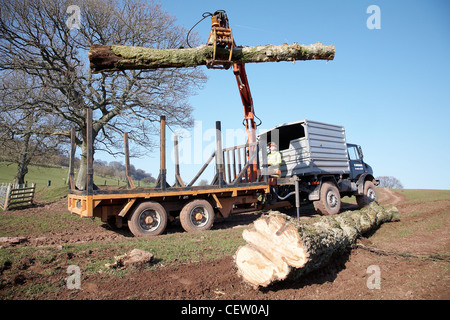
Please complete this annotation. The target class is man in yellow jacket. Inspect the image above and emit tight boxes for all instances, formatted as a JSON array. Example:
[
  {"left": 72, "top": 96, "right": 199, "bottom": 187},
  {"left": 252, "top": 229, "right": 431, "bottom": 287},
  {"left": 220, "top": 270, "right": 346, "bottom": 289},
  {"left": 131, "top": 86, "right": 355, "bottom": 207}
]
[{"left": 267, "top": 142, "right": 282, "bottom": 177}]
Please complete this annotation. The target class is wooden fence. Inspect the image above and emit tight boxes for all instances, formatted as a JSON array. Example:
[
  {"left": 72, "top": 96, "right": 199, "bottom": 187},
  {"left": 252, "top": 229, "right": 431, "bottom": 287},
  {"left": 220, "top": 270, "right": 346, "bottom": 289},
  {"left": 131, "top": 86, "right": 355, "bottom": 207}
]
[{"left": 0, "top": 183, "right": 36, "bottom": 210}]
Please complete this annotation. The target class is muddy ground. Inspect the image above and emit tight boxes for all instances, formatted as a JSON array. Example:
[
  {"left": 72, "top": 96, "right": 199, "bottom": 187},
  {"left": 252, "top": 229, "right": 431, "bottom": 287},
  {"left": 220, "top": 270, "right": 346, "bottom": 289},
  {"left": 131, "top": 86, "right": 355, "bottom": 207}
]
[{"left": 1, "top": 188, "right": 449, "bottom": 303}]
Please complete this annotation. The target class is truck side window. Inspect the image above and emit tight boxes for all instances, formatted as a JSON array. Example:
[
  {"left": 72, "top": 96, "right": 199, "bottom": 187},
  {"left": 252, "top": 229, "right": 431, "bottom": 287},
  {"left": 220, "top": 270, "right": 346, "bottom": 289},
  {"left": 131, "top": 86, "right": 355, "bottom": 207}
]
[{"left": 348, "top": 146, "right": 360, "bottom": 160}]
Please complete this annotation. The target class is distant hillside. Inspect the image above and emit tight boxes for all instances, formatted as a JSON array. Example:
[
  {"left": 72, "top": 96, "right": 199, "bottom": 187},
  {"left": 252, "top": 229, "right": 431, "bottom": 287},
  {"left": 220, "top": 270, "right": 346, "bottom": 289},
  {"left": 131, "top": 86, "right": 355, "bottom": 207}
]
[{"left": 0, "top": 161, "right": 154, "bottom": 191}]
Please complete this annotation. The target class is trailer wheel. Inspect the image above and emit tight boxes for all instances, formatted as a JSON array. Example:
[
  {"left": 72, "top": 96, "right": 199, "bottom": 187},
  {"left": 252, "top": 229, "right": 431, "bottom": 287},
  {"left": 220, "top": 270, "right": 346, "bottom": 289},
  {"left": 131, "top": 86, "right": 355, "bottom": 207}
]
[
  {"left": 314, "top": 181, "right": 341, "bottom": 215},
  {"left": 356, "top": 181, "right": 378, "bottom": 208},
  {"left": 128, "top": 201, "right": 168, "bottom": 237},
  {"left": 180, "top": 199, "right": 215, "bottom": 232}
]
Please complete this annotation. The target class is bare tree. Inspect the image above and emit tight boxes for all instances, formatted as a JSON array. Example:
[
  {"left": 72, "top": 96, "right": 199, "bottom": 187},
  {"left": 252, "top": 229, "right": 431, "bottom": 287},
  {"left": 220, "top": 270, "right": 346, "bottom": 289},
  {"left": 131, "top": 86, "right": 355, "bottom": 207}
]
[
  {"left": 0, "top": 71, "right": 66, "bottom": 184},
  {"left": 376, "top": 176, "right": 404, "bottom": 189},
  {"left": 0, "top": 109, "right": 64, "bottom": 184},
  {"left": 0, "top": 0, "right": 206, "bottom": 189}
]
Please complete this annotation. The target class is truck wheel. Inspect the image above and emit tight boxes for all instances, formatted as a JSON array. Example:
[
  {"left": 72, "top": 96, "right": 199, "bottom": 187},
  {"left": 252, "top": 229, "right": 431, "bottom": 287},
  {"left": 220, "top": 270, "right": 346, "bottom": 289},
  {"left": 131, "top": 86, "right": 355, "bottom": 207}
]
[
  {"left": 180, "top": 199, "right": 215, "bottom": 232},
  {"left": 356, "top": 181, "right": 378, "bottom": 208},
  {"left": 314, "top": 182, "right": 341, "bottom": 215},
  {"left": 128, "top": 201, "right": 168, "bottom": 237}
]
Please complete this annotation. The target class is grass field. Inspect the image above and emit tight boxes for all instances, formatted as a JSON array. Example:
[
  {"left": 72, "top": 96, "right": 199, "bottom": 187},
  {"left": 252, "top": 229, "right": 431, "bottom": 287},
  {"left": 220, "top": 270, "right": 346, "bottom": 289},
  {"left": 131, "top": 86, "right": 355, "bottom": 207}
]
[
  {"left": 1, "top": 186, "right": 448, "bottom": 276},
  {"left": 0, "top": 162, "right": 248, "bottom": 282},
  {"left": 1, "top": 164, "right": 449, "bottom": 299},
  {"left": 397, "top": 189, "right": 450, "bottom": 202},
  {"left": 0, "top": 162, "right": 153, "bottom": 202}
]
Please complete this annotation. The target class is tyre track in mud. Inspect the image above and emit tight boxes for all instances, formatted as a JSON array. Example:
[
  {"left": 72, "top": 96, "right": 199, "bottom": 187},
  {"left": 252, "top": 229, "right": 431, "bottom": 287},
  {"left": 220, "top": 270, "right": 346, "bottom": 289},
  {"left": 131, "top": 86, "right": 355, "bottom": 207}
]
[{"left": 377, "top": 188, "right": 405, "bottom": 206}]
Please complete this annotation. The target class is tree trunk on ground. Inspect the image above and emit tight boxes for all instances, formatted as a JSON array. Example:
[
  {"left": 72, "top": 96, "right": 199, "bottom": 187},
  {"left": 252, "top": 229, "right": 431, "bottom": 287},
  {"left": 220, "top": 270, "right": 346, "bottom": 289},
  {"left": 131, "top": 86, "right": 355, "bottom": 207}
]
[
  {"left": 89, "top": 42, "right": 335, "bottom": 73},
  {"left": 235, "top": 203, "right": 399, "bottom": 288}
]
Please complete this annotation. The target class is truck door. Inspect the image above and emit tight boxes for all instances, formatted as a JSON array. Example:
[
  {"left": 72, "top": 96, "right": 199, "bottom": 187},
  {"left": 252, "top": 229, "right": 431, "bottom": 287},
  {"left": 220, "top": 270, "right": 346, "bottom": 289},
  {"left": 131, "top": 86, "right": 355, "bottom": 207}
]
[{"left": 347, "top": 144, "right": 365, "bottom": 179}]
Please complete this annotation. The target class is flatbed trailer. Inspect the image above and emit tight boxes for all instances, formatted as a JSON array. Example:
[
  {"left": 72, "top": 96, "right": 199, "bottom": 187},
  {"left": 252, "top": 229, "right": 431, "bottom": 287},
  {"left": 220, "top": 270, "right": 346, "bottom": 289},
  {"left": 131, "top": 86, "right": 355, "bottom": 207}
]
[{"left": 67, "top": 109, "right": 288, "bottom": 236}]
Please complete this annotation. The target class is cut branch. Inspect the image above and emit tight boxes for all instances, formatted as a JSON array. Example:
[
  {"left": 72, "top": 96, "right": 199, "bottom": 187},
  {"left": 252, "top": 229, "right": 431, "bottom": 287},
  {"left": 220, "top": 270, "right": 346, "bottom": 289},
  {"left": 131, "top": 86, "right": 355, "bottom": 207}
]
[
  {"left": 89, "top": 42, "right": 335, "bottom": 73},
  {"left": 235, "top": 203, "right": 399, "bottom": 288}
]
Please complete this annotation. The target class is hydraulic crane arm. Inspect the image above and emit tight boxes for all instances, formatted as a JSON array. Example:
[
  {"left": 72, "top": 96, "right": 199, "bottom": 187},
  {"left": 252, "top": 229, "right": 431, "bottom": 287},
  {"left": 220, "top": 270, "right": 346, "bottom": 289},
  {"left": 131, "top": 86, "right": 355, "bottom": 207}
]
[
  {"left": 233, "top": 62, "right": 257, "bottom": 143},
  {"left": 207, "top": 10, "right": 258, "bottom": 146},
  {"left": 205, "top": 10, "right": 259, "bottom": 181}
]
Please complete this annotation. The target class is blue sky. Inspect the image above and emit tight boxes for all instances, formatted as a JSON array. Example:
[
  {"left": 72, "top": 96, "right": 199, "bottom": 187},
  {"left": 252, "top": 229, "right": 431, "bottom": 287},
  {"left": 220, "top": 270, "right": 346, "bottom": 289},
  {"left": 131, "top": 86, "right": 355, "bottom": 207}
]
[{"left": 105, "top": 0, "right": 450, "bottom": 189}]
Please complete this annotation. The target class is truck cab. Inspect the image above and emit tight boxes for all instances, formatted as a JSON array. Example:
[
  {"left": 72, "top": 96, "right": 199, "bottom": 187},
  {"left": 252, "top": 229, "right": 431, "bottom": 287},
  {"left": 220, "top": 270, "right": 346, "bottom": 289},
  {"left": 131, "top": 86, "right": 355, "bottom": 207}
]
[
  {"left": 258, "top": 120, "right": 379, "bottom": 216},
  {"left": 347, "top": 143, "right": 374, "bottom": 180}
]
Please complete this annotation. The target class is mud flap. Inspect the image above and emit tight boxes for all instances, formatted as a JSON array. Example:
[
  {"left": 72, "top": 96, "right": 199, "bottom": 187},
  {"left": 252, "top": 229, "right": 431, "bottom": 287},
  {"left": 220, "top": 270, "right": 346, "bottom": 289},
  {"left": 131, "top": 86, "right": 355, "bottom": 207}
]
[{"left": 308, "top": 184, "right": 321, "bottom": 201}]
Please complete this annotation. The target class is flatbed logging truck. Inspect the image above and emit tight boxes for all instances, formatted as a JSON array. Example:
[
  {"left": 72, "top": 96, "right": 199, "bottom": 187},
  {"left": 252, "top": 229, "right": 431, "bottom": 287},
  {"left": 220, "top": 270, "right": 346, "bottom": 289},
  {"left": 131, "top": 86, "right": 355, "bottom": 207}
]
[{"left": 67, "top": 10, "right": 379, "bottom": 236}]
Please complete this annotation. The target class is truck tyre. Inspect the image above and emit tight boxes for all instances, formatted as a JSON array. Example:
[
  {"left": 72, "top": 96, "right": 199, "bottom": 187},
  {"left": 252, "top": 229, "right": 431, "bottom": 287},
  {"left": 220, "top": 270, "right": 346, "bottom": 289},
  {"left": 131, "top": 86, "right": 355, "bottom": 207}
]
[
  {"left": 356, "top": 180, "right": 378, "bottom": 208},
  {"left": 313, "top": 181, "right": 341, "bottom": 215},
  {"left": 180, "top": 199, "right": 215, "bottom": 232},
  {"left": 128, "top": 201, "right": 168, "bottom": 237}
]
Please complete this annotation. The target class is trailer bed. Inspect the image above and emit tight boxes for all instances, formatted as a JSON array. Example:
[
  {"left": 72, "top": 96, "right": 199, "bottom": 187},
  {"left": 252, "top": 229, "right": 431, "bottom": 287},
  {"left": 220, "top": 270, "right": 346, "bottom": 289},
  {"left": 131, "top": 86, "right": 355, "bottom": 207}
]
[
  {"left": 68, "top": 183, "right": 270, "bottom": 219},
  {"left": 67, "top": 111, "right": 285, "bottom": 236}
]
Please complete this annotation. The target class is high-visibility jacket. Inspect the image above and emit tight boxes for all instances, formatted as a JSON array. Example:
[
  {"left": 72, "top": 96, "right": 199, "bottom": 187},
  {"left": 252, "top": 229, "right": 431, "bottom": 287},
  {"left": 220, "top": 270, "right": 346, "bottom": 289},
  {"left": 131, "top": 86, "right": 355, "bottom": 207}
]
[{"left": 268, "top": 151, "right": 282, "bottom": 177}]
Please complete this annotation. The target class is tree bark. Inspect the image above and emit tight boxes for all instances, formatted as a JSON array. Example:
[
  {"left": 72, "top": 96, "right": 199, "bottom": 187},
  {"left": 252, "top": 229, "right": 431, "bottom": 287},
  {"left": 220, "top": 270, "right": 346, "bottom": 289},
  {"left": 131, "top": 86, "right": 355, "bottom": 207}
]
[
  {"left": 89, "top": 42, "right": 335, "bottom": 73},
  {"left": 235, "top": 203, "right": 399, "bottom": 288},
  {"left": 14, "top": 132, "right": 31, "bottom": 185}
]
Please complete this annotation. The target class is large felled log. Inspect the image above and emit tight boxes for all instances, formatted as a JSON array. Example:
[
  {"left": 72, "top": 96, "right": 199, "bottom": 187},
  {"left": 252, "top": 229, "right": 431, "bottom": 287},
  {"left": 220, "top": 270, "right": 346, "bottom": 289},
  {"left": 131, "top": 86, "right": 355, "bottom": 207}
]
[
  {"left": 89, "top": 42, "right": 335, "bottom": 73},
  {"left": 235, "top": 202, "right": 399, "bottom": 288}
]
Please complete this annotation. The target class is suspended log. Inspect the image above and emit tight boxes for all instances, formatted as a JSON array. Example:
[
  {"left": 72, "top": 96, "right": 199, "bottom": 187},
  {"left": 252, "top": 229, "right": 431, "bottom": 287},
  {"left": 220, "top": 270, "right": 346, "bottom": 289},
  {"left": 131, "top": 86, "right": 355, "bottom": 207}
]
[
  {"left": 235, "top": 202, "right": 400, "bottom": 288},
  {"left": 89, "top": 42, "right": 335, "bottom": 73}
]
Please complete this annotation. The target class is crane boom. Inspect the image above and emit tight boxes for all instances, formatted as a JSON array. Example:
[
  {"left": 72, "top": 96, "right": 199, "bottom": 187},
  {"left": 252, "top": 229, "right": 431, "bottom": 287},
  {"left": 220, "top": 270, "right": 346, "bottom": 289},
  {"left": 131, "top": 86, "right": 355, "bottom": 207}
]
[
  {"left": 207, "top": 10, "right": 258, "bottom": 180},
  {"left": 233, "top": 62, "right": 257, "bottom": 143}
]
